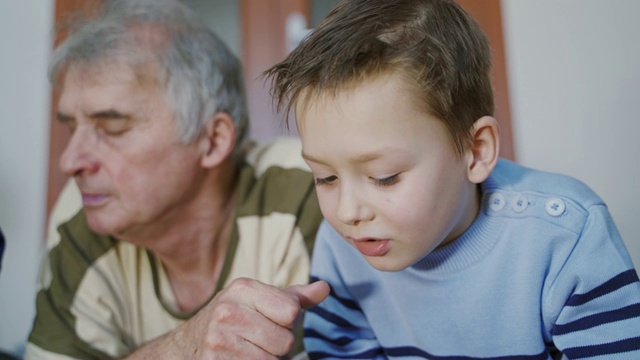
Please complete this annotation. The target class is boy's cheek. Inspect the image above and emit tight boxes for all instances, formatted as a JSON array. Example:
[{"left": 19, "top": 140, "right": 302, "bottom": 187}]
[{"left": 316, "top": 196, "right": 336, "bottom": 220}]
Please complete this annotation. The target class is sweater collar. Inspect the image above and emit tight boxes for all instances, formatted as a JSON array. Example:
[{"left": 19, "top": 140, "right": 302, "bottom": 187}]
[{"left": 411, "top": 182, "right": 507, "bottom": 274}]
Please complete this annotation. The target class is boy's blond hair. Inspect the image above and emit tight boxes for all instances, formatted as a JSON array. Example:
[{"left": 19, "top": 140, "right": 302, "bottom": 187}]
[{"left": 266, "top": 0, "right": 493, "bottom": 155}]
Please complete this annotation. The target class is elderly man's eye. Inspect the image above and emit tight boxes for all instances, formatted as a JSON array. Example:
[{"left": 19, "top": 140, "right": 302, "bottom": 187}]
[
  {"left": 98, "top": 119, "right": 131, "bottom": 136},
  {"left": 66, "top": 120, "right": 78, "bottom": 133},
  {"left": 57, "top": 113, "right": 77, "bottom": 133}
]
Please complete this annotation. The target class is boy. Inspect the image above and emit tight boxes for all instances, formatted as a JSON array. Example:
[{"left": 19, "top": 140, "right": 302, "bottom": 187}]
[{"left": 266, "top": 0, "right": 640, "bottom": 358}]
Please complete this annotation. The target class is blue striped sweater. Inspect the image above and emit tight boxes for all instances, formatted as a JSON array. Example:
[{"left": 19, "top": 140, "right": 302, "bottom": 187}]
[{"left": 304, "top": 159, "right": 640, "bottom": 359}]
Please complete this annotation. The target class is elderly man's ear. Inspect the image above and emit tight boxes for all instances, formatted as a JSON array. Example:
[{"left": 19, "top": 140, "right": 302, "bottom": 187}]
[{"left": 199, "top": 112, "right": 236, "bottom": 168}]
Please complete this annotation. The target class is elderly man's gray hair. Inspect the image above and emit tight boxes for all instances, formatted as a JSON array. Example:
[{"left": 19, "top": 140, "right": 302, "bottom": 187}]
[{"left": 50, "top": 0, "right": 250, "bottom": 159}]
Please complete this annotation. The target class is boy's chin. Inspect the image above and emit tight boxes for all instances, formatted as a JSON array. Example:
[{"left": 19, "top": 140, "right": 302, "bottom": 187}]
[{"left": 365, "top": 256, "right": 411, "bottom": 272}]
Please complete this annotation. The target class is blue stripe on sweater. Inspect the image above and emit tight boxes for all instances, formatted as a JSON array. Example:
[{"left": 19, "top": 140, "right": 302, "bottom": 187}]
[
  {"left": 308, "top": 346, "right": 549, "bottom": 359},
  {"left": 304, "top": 328, "right": 355, "bottom": 346},
  {"left": 307, "top": 306, "right": 358, "bottom": 329},
  {"left": 562, "top": 336, "right": 640, "bottom": 358},
  {"left": 311, "top": 275, "right": 361, "bottom": 311},
  {"left": 308, "top": 347, "right": 384, "bottom": 359},
  {"left": 553, "top": 303, "right": 640, "bottom": 335},
  {"left": 566, "top": 269, "right": 639, "bottom": 306},
  {"left": 385, "top": 347, "right": 549, "bottom": 359}
]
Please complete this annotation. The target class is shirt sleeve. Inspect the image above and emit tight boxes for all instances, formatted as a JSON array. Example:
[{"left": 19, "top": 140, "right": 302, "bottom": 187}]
[
  {"left": 544, "top": 204, "right": 640, "bottom": 358},
  {"left": 303, "top": 221, "right": 386, "bottom": 360},
  {"left": 25, "top": 214, "right": 129, "bottom": 360}
]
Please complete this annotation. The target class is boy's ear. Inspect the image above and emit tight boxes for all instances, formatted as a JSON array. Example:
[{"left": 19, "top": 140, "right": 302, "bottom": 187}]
[
  {"left": 466, "top": 116, "right": 500, "bottom": 184},
  {"left": 199, "top": 112, "right": 236, "bottom": 168}
]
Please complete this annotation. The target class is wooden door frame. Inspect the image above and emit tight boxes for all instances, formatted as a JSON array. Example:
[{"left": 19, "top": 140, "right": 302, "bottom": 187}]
[
  {"left": 46, "top": 0, "right": 100, "bottom": 225},
  {"left": 240, "top": 0, "right": 310, "bottom": 141},
  {"left": 457, "top": 0, "right": 514, "bottom": 161}
]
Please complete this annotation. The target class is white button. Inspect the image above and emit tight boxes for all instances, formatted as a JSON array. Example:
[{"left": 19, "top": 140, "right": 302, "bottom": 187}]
[
  {"left": 511, "top": 194, "right": 528, "bottom": 213},
  {"left": 488, "top": 192, "right": 506, "bottom": 211},
  {"left": 545, "top": 197, "right": 566, "bottom": 217}
]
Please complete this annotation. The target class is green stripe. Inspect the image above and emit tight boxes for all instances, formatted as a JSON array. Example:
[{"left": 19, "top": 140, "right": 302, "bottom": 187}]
[
  {"left": 29, "top": 210, "right": 115, "bottom": 359},
  {"left": 236, "top": 163, "right": 322, "bottom": 256}
]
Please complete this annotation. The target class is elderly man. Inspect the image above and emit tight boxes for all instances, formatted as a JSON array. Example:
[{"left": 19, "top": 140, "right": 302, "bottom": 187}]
[{"left": 25, "top": 0, "right": 328, "bottom": 358}]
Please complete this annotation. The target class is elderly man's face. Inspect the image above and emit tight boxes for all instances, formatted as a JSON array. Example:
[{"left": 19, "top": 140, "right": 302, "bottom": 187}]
[{"left": 57, "top": 62, "right": 205, "bottom": 239}]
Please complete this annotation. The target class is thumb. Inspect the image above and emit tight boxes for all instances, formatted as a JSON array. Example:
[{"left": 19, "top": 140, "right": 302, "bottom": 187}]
[{"left": 286, "top": 281, "right": 330, "bottom": 309}]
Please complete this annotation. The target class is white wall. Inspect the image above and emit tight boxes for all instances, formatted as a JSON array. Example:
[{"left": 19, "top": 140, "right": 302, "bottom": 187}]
[
  {"left": 502, "top": 0, "right": 640, "bottom": 269},
  {"left": 0, "top": 1, "right": 53, "bottom": 355},
  {"left": 1, "top": 0, "right": 638, "bottom": 356}
]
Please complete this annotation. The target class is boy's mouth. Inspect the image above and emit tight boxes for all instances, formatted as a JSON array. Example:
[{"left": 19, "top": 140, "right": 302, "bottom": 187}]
[{"left": 350, "top": 237, "right": 390, "bottom": 257}]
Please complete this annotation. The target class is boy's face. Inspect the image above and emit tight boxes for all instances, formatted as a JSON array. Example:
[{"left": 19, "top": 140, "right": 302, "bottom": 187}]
[{"left": 297, "top": 73, "right": 480, "bottom": 271}]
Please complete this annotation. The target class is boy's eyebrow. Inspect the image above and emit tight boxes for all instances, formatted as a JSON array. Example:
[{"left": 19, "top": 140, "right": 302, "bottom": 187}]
[
  {"left": 301, "top": 151, "right": 320, "bottom": 163},
  {"left": 301, "top": 150, "right": 386, "bottom": 164},
  {"left": 351, "top": 152, "right": 384, "bottom": 162}
]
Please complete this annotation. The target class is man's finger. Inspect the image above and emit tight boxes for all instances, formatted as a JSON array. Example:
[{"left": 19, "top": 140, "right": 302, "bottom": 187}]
[{"left": 286, "top": 281, "right": 330, "bottom": 309}]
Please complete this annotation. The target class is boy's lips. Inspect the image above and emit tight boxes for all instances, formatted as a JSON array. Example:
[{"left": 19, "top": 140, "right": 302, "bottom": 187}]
[{"left": 349, "top": 237, "right": 391, "bottom": 257}]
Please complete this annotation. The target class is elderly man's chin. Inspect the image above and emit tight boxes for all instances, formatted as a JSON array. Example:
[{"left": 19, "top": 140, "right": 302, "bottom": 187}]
[{"left": 84, "top": 209, "right": 127, "bottom": 237}]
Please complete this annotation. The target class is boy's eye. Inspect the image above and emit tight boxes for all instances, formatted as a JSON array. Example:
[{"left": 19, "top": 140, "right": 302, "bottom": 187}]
[
  {"left": 372, "top": 174, "right": 400, "bottom": 187},
  {"left": 315, "top": 175, "right": 337, "bottom": 186}
]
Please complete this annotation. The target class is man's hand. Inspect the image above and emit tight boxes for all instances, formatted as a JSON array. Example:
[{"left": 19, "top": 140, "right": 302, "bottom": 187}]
[{"left": 125, "top": 278, "right": 329, "bottom": 359}]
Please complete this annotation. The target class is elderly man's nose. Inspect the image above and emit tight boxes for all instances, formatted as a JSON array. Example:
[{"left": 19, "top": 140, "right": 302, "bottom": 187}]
[{"left": 59, "top": 128, "right": 99, "bottom": 176}]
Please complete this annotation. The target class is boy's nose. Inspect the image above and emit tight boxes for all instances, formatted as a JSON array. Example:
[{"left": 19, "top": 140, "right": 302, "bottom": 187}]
[
  {"left": 59, "top": 127, "right": 99, "bottom": 177},
  {"left": 336, "top": 186, "right": 373, "bottom": 226}
]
